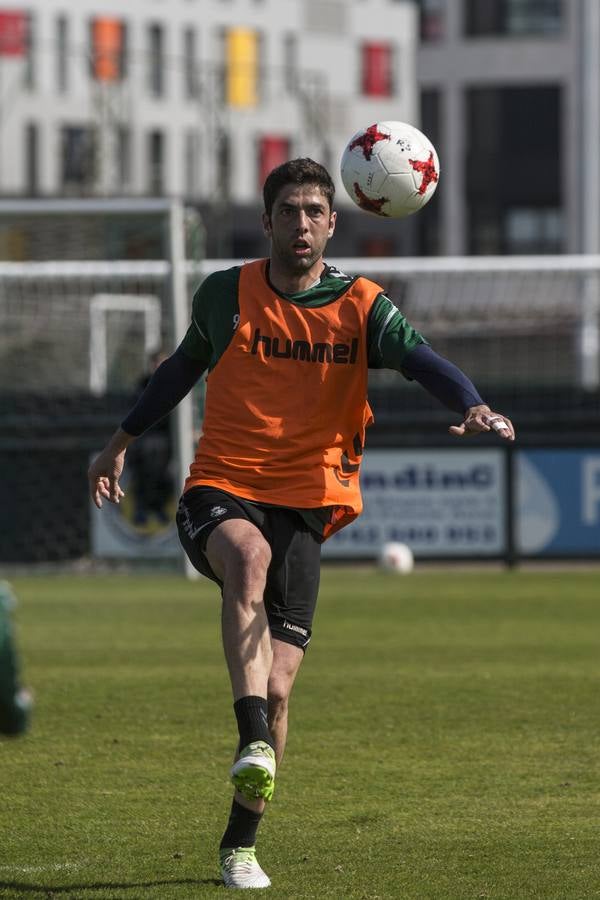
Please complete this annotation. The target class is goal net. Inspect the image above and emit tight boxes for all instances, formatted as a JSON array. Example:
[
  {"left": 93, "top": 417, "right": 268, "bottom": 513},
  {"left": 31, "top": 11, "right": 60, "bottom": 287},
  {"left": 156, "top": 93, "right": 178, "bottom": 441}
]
[
  {"left": 2, "top": 230, "right": 600, "bottom": 566},
  {"left": 0, "top": 199, "right": 199, "bottom": 567}
]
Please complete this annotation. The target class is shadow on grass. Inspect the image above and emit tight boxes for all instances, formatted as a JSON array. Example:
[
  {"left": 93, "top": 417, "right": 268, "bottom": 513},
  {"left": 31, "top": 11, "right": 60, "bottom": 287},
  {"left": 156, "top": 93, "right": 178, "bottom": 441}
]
[{"left": 0, "top": 877, "right": 222, "bottom": 894}]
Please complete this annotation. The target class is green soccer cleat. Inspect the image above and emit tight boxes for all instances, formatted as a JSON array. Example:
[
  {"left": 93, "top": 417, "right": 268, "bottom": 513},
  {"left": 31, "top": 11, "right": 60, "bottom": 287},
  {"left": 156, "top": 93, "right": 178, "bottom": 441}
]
[
  {"left": 220, "top": 846, "right": 271, "bottom": 889},
  {"left": 230, "top": 741, "right": 276, "bottom": 802}
]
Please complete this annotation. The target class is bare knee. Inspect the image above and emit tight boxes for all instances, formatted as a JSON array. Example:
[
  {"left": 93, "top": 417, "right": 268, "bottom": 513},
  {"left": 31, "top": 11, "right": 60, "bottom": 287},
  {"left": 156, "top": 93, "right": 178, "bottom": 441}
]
[
  {"left": 223, "top": 543, "right": 270, "bottom": 615},
  {"left": 229, "top": 538, "right": 271, "bottom": 584},
  {"left": 207, "top": 523, "right": 271, "bottom": 598}
]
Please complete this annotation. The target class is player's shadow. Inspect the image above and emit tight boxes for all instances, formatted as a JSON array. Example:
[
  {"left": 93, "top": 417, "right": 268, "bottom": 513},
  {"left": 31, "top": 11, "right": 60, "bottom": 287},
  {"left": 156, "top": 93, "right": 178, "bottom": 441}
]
[{"left": 0, "top": 876, "right": 222, "bottom": 894}]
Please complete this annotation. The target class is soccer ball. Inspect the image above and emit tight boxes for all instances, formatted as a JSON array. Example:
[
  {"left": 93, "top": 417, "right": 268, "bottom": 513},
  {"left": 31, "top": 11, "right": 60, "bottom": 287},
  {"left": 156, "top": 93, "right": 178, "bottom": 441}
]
[
  {"left": 378, "top": 542, "right": 415, "bottom": 574},
  {"left": 340, "top": 121, "right": 440, "bottom": 218}
]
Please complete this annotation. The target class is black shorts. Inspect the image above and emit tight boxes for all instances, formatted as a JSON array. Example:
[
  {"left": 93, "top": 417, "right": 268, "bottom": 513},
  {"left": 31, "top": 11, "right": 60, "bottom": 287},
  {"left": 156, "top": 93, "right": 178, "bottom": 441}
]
[{"left": 176, "top": 487, "right": 321, "bottom": 650}]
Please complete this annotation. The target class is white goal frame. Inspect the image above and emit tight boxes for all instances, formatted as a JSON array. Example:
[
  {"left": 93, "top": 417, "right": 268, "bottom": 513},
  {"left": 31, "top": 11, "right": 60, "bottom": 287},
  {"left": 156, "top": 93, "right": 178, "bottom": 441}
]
[{"left": 89, "top": 293, "right": 162, "bottom": 395}]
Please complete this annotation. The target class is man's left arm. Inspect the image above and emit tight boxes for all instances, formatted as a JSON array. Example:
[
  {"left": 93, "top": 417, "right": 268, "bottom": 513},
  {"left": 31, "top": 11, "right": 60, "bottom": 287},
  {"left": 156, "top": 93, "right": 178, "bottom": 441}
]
[
  {"left": 402, "top": 344, "right": 515, "bottom": 441},
  {"left": 367, "top": 295, "right": 515, "bottom": 441}
]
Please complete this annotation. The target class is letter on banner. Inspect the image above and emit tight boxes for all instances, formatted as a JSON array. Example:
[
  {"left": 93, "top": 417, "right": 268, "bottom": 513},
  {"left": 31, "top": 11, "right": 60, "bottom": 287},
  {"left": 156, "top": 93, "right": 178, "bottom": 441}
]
[{"left": 582, "top": 457, "right": 600, "bottom": 525}]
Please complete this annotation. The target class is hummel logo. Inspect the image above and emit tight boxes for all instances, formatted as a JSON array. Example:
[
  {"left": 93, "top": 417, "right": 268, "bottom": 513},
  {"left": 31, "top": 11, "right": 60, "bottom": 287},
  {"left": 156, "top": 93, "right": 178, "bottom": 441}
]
[
  {"left": 283, "top": 620, "right": 308, "bottom": 637},
  {"left": 251, "top": 329, "right": 358, "bottom": 364},
  {"left": 210, "top": 505, "right": 227, "bottom": 518}
]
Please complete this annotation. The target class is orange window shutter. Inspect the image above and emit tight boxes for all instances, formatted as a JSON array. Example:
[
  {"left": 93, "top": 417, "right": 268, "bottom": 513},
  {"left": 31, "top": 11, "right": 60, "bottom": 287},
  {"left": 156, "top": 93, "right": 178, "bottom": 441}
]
[{"left": 93, "top": 18, "right": 122, "bottom": 82}]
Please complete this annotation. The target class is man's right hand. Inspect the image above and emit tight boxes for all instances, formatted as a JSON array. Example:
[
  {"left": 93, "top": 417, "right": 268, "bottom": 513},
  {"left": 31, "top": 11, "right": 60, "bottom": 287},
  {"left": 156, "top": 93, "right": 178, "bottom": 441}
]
[{"left": 88, "top": 428, "right": 134, "bottom": 508}]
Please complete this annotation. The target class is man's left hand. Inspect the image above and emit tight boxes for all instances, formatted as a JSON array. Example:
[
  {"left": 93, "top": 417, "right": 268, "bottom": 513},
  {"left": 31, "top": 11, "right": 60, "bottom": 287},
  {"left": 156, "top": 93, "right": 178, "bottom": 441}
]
[{"left": 449, "top": 404, "right": 515, "bottom": 441}]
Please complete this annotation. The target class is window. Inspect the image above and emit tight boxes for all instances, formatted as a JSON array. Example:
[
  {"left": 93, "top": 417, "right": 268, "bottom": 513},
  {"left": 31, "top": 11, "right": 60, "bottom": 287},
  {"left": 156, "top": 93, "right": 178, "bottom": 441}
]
[
  {"left": 361, "top": 42, "right": 393, "bottom": 97},
  {"left": 148, "top": 23, "right": 164, "bottom": 97},
  {"left": 505, "top": 208, "right": 563, "bottom": 253},
  {"left": 283, "top": 33, "right": 298, "bottom": 95},
  {"left": 257, "top": 136, "right": 290, "bottom": 190},
  {"left": 466, "top": 86, "right": 562, "bottom": 253},
  {"left": 120, "top": 23, "right": 128, "bottom": 80},
  {"left": 56, "top": 16, "right": 68, "bottom": 92},
  {"left": 148, "top": 130, "right": 165, "bottom": 194},
  {"left": 61, "top": 126, "right": 96, "bottom": 190},
  {"left": 465, "top": 0, "right": 562, "bottom": 36},
  {"left": 505, "top": 0, "right": 562, "bottom": 34},
  {"left": 418, "top": 0, "right": 445, "bottom": 41},
  {"left": 184, "top": 130, "right": 200, "bottom": 195},
  {"left": 90, "top": 18, "right": 127, "bottom": 81},
  {"left": 216, "top": 129, "right": 231, "bottom": 198},
  {"left": 117, "top": 126, "right": 131, "bottom": 190},
  {"left": 25, "top": 122, "right": 38, "bottom": 195},
  {"left": 183, "top": 27, "right": 199, "bottom": 99},
  {"left": 418, "top": 89, "right": 443, "bottom": 254},
  {"left": 23, "top": 12, "right": 35, "bottom": 89}
]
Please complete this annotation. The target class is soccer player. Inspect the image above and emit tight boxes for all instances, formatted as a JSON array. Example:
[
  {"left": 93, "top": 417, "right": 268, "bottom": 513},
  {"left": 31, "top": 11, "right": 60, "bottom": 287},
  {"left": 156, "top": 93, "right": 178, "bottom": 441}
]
[{"left": 88, "top": 158, "right": 515, "bottom": 889}]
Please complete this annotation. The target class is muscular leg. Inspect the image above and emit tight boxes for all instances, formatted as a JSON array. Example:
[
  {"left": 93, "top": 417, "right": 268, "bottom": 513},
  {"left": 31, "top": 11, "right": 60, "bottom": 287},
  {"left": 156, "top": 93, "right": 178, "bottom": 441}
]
[
  {"left": 205, "top": 518, "right": 273, "bottom": 701},
  {"left": 232, "top": 638, "right": 305, "bottom": 813},
  {"left": 267, "top": 639, "right": 304, "bottom": 766},
  {"left": 182, "top": 498, "right": 313, "bottom": 887},
  {"left": 219, "top": 639, "right": 306, "bottom": 887}
]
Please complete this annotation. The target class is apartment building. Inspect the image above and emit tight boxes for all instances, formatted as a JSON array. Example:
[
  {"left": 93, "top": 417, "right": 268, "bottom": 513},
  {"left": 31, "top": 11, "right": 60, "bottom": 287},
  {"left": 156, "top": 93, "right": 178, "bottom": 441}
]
[
  {"left": 5, "top": 1, "right": 586, "bottom": 259},
  {"left": 0, "top": 1, "right": 417, "bottom": 212}
]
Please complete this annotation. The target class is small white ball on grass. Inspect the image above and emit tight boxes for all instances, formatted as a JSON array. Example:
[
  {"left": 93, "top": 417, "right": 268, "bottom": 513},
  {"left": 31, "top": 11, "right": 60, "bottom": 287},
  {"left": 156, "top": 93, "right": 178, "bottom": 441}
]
[{"left": 378, "top": 542, "right": 414, "bottom": 574}]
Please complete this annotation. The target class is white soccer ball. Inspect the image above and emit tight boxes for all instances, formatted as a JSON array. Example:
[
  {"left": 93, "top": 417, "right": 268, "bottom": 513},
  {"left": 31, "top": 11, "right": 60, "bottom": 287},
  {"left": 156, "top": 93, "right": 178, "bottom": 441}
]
[
  {"left": 378, "top": 541, "right": 415, "bottom": 574},
  {"left": 340, "top": 121, "right": 440, "bottom": 218}
]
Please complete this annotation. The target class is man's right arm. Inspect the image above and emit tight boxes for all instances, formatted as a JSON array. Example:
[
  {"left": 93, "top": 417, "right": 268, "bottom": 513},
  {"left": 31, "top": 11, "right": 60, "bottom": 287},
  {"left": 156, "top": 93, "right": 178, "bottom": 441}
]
[
  {"left": 88, "top": 269, "right": 238, "bottom": 508},
  {"left": 120, "top": 346, "right": 206, "bottom": 437},
  {"left": 88, "top": 345, "right": 207, "bottom": 508}
]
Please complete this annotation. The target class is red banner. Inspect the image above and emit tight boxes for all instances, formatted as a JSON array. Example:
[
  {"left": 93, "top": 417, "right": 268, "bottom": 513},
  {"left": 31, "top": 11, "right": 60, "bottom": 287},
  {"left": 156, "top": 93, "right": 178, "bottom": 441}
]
[
  {"left": 362, "top": 43, "right": 393, "bottom": 97},
  {"left": 258, "top": 136, "right": 290, "bottom": 189},
  {"left": 0, "top": 10, "right": 27, "bottom": 56}
]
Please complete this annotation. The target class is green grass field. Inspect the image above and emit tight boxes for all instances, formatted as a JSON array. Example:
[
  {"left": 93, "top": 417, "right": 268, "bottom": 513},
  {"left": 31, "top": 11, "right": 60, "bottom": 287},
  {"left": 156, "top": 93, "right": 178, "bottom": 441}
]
[{"left": 1, "top": 568, "right": 599, "bottom": 900}]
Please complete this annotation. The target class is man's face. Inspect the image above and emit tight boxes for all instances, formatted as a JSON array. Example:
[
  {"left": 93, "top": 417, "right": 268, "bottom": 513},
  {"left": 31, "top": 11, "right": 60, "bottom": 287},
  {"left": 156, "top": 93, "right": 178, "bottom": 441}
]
[{"left": 263, "top": 183, "right": 336, "bottom": 275}]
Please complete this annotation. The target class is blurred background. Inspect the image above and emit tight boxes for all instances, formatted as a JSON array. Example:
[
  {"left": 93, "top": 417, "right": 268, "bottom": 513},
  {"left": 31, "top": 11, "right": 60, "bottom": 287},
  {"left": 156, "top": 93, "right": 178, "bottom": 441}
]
[{"left": 0, "top": 0, "right": 599, "bottom": 567}]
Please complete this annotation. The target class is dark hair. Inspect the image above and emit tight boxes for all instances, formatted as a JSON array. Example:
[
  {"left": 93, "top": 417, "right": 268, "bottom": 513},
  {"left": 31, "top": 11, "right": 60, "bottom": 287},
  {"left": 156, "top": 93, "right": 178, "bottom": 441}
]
[{"left": 263, "top": 158, "right": 335, "bottom": 217}]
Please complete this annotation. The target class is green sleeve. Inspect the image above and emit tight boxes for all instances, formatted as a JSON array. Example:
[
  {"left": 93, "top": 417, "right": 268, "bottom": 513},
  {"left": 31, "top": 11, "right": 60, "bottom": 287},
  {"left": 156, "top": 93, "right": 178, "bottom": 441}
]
[
  {"left": 367, "top": 292, "right": 427, "bottom": 371},
  {"left": 180, "top": 267, "right": 241, "bottom": 371}
]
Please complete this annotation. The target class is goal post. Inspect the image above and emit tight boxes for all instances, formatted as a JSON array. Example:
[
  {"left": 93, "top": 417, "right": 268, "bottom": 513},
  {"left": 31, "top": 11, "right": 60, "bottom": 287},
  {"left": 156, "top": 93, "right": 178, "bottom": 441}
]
[
  {"left": 0, "top": 197, "right": 199, "bottom": 573},
  {"left": 167, "top": 198, "right": 199, "bottom": 579}
]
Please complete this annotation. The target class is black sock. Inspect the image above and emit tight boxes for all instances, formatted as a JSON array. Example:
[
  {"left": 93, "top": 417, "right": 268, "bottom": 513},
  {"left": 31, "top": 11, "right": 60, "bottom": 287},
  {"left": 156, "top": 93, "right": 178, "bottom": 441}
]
[
  {"left": 220, "top": 799, "right": 263, "bottom": 850},
  {"left": 233, "top": 695, "right": 274, "bottom": 750}
]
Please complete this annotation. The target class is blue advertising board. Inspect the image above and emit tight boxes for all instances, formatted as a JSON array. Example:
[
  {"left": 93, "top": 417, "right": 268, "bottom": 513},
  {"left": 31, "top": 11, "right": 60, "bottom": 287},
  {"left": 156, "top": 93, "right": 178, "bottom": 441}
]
[{"left": 517, "top": 449, "right": 600, "bottom": 555}]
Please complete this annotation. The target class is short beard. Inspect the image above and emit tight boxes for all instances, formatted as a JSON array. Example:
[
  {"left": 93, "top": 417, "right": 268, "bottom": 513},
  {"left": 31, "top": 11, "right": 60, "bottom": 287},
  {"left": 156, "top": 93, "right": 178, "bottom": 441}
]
[{"left": 274, "top": 244, "right": 320, "bottom": 274}]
